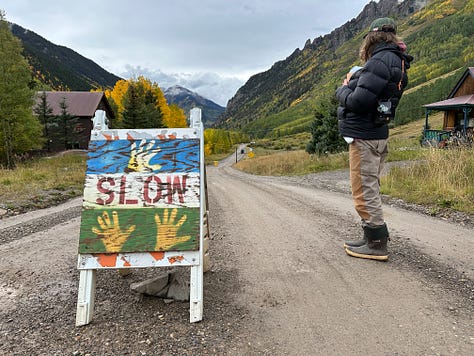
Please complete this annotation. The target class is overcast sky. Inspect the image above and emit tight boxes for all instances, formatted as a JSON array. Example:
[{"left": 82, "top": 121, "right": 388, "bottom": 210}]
[{"left": 3, "top": 0, "right": 371, "bottom": 106}]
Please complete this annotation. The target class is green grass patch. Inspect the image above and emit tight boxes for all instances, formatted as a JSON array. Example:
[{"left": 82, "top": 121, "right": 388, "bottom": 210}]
[
  {"left": 0, "top": 154, "right": 87, "bottom": 210},
  {"left": 235, "top": 149, "right": 349, "bottom": 176}
]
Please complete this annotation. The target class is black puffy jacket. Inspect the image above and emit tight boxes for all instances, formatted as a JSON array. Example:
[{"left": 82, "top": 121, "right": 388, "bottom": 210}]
[{"left": 335, "top": 42, "right": 412, "bottom": 140}]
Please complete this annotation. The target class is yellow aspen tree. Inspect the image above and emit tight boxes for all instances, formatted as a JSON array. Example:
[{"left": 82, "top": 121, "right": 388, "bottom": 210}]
[
  {"left": 136, "top": 76, "right": 153, "bottom": 92},
  {"left": 105, "top": 79, "right": 129, "bottom": 124},
  {"left": 204, "top": 142, "right": 213, "bottom": 156},
  {"left": 167, "top": 104, "right": 188, "bottom": 128},
  {"left": 204, "top": 129, "right": 217, "bottom": 154},
  {"left": 154, "top": 85, "right": 171, "bottom": 124}
]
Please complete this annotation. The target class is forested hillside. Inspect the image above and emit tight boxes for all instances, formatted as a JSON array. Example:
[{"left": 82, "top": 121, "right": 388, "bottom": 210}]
[
  {"left": 10, "top": 23, "right": 121, "bottom": 90},
  {"left": 217, "top": 0, "right": 474, "bottom": 138}
]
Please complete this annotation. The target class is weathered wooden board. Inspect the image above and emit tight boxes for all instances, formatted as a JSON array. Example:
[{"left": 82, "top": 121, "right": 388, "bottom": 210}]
[
  {"left": 77, "top": 250, "right": 200, "bottom": 269},
  {"left": 86, "top": 139, "right": 200, "bottom": 174},
  {"left": 79, "top": 133, "right": 201, "bottom": 254},
  {"left": 90, "top": 128, "right": 199, "bottom": 141},
  {"left": 79, "top": 207, "right": 200, "bottom": 253},
  {"left": 83, "top": 173, "right": 200, "bottom": 208}
]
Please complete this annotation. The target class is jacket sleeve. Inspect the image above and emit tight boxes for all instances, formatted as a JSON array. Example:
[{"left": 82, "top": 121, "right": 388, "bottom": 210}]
[{"left": 336, "top": 57, "right": 391, "bottom": 114}]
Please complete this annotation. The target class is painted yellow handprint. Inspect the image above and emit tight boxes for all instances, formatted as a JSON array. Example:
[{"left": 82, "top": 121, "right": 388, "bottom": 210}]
[
  {"left": 92, "top": 211, "right": 136, "bottom": 252},
  {"left": 126, "top": 139, "right": 162, "bottom": 172},
  {"left": 154, "top": 208, "right": 191, "bottom": 250}
]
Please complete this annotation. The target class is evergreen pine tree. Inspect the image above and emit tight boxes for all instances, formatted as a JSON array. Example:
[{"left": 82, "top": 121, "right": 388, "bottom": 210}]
[
  {"left": 55, "top": 98, "right": 80, "bottom": 149},
  {"left": 0, "top": 10, "right": 43, "bottom": 168},
  {"left": 121, "top": 80, "right": 167, "bottom": 129},
  {"left": 306, "top": 95, "right": 346, "bottom": 155},
  {"left": 142, "top": 85, "right": 163, "bottom": 128},
  {"left": 33, "top": 91, "right": 54, "bottom": 151},
  {"left": 121, "top": 83, "right": 147, "bottom": 129}
]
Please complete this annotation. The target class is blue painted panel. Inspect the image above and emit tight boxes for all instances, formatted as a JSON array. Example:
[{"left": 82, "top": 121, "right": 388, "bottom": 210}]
[{"left": 86, "top": 139, "right": 200, "bottom": 174}]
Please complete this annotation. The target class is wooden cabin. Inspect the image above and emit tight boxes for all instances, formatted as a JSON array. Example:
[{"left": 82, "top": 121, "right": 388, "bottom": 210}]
[
  {"left": 422, "top": 67, "right": 474, "bottom": 146},
  {"left": 34, "top": 91, "right": 115, "bottom": 151}
]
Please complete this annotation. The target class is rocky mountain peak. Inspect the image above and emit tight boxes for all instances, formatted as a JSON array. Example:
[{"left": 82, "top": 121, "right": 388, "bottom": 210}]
[{"left": 164, "top": 85, "right": 225, "bottom": 127}]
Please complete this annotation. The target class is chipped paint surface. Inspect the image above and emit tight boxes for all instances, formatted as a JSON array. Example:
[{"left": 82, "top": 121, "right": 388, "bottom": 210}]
[
  {"left": 79, "top": 208, "right": 200, "bottom": 253},
  {"left": 86, "top": 139, "right": 200, "bottom": 175},
  {"left": 78, "top": 128, "right": 202, "bottom": 268},
  {"left": 77, "top": 251, "right": 199, "bottom": 269},
  {"left": 83, "top": 173, "right": 200, "bottom": 208},
  {"left": 168, "top": 255, "right": 185, "bottom": 264},
  {"left": 90, "top": 128, "right": 199, "bottom": 141}
]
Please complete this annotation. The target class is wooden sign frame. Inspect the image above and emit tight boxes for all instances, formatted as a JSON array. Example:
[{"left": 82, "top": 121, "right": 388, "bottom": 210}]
[{"left": 76, "top": 108, "right": 205, "bottom": 325}]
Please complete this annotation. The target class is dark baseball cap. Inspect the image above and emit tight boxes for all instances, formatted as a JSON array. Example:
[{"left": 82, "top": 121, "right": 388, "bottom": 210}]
[{"left": 368, "top": 17, "right": 397, "bottom": 34}]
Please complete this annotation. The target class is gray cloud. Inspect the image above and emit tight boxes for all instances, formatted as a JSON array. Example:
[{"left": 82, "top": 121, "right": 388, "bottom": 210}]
[{"left": 119, "top": 66, "right": 243, "bottom": 106}]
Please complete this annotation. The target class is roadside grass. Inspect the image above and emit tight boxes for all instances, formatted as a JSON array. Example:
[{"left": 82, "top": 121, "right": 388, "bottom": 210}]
[
  {"left": 205, "top": 151, "right": 232, "bottom": 165},
  {"left": 234, "top": 149, "right": 349, "bottom": 175},
  {"left": 0, "top": 154, "right": 86, "bottom": 212},
  {"left": 382, "top": 147, "right": 474, "bottom": 214},
  {"left": 251, "top": 132, "right": 310, "bottom": 151}
]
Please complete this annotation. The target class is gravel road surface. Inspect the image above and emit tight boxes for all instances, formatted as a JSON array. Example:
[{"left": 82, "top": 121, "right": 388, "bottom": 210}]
[{"left": 0, "top": 152, "right": 473, "bottom": 355}]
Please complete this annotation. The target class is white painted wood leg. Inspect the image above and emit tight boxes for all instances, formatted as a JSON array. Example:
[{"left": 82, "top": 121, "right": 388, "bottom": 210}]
[
  {"left": 76, "top": 269, "right": 96, "bottom": 326},
  {"left": 189, "top": 264, "right": 203, "bottom": 323}
]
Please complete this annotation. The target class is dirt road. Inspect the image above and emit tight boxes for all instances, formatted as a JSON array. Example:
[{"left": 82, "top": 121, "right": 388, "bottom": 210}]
[
  {"left": 208, "top": 152, "right": 474, "bottom": 355},
  {"left": 1, "top": 153, "right": 473, "bottom": 355}
]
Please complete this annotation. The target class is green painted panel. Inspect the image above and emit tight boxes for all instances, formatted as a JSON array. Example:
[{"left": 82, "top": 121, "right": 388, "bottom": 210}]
[{"left": 79, "top": 207, "right": 199, "bottom": 253}]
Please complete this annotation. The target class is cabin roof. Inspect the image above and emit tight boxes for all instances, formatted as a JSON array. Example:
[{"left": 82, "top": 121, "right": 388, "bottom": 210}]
[
  {"left": 423, "top": 94, "right": 474, "bottom": 110},
  {"left": 448, "top": 67, "right": 474, "bottom": 98},
  {"left": 36, "top": 91, "right": 108, "bottom": 117}
]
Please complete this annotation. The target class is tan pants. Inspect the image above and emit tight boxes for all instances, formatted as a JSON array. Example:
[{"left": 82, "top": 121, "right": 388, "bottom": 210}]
[{"left": 349, "top": 139, "right": 388, "bottom": 227}]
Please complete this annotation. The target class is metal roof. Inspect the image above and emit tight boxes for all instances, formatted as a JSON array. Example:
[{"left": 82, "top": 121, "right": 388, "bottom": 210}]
[
  {"left": 36, "top": 91, "right": 106, "bottom": 116},
  {"left": 448, "top": 67, "right": 474, "bottom": 98},
  {"left": 423, "top": 94, "right": 474, "bottom": 110}
]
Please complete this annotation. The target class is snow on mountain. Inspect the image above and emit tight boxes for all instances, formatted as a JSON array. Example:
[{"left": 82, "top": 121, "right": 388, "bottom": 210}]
[{"left": 164, "top": 85, "right": 225, "bottom": 127}]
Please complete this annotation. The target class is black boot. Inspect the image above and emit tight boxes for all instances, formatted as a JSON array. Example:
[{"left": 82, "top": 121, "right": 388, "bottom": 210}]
[
  {"left": 343, "top": 227, "right": 367, "bottom": 248},
  {"left": 345, "top": 224, "right": 389, "bottom": 261}
]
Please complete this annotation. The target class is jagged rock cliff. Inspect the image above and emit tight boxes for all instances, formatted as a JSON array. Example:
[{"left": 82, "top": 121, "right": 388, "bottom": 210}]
[{"left": 316, "top": 0, "right": 428, "bottom": 50}]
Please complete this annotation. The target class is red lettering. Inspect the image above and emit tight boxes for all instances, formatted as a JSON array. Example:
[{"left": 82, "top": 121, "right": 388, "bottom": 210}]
[
  {"left": 144, "top": 176, "right": 162, "bottom": 203},
  {"left": 96, "top": 174, "right": 188, "bottom": 206},
  {"left": 96, "top": 177, "right": 115, "bottom": 205},
  {"left": 167, "top": 175, "right": 187, "bottom": 203},
  {"left": 174, "top": 175, "right": 187, "bottom": 203},
  {"left": 166, "top": 176, "right": 172, "bottom": 204},
  {"left": 119, "top": 175, "right": 138, "bottom": 205},
  {"left": 119, "top": 175, "right": 126, "bottom": 204}
]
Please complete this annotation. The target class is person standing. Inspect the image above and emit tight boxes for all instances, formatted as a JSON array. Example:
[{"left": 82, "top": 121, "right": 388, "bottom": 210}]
[{"left": 335, "top": 18, "right": 413, "bottom": 261}]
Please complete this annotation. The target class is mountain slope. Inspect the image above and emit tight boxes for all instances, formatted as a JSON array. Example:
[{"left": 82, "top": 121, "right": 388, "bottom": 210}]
[
  {"left": 164, "top": 85, "right": 225, "bottom": 127},
  {"left": 217, "top": 0, "right": 474, "bottom": 138},
  {"left": 10, "top": 23, "right": 121, "bottom": 90}
]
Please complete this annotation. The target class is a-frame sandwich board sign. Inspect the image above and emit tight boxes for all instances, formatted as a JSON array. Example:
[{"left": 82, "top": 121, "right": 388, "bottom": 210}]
[{"left": 75, "top": 108, "right": 205, "bottom": 325}]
